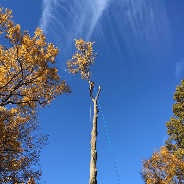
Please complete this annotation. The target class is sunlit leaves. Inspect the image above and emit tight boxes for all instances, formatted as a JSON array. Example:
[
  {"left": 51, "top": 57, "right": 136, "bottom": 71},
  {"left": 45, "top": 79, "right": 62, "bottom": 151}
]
[
  {"left": 141, "top": 79, "right": 184, "bottom": 183},
  {"left": 0, "top": 8, "right": 71, "bottom": 110},
  {"left": 141, "top": 146, "right": 184, "bottom": 184},
  {"left": 0, "top": 7, "right": 13, "bottom": 36},
  {"left": 165, "top": 79, "right": 184, "bottom": 159},
  {"left": 0, "top": 7, "right": 71, "bottom": 183},
  {"left": 0, "top": 105, "right": 44, "bottom": 183},
  {"left": 66, "top": 38, "right": 97, "bottom": 81}
]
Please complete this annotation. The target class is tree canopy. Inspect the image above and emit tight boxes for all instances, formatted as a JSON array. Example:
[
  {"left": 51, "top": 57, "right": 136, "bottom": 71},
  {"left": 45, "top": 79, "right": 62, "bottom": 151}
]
[
  {"left": 165, "top": 79, "right": 184, "bottom": 181},
  {"left": 165, "top": 79, "right": 184, "bottom": 158},
  {"left": 141, "top": 146, "right": 184, "bottom": 184},
  {"left": 66, "top": 38, "right": 97, "bottom": 82},
  {"left": 0, "top": 7, "right": 71, "bottom": 183},
  {"left": 141, "top": 79, "right": 184, "bottom": 183}
]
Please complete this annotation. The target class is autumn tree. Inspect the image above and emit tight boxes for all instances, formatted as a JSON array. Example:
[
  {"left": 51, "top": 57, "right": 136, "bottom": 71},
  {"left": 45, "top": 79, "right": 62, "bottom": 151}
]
[
  {"left": 141, "top": 146, "right": 184, "bottom": 184},
  {"left": 141, "top": 79, "right": 184, "bottom": 183},
  {"left": 165, "top": 79, "right": 184, "bottom": 181},
  {"left": 0, "top": 7, "right": 71, "bottom": 183},
  {"left": 66, "top": 38, "right": 101, "bottom": 184},
  {"left": 165, "top": 79, "right": 184, "bottom": 157}
]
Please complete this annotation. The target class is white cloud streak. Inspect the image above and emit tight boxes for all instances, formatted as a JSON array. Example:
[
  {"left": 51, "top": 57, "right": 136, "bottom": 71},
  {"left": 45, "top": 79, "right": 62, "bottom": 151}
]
[
  {"left": 39, "top": 0, "right": 110, "bottom": 40},
  {"left": 39, "top": 0, "right": 56, "bottom": 34},
  {"left": 38, "top": 0, "right": 171, "bottom": 66},
  {"left": 109, "top": 0, "right": 171, "bottom": 63},
  {"left": 175, "top": 59, "right": 184, "bottom": 79},
  {"left": 38, "top": 0, "right": 111, "bottom": 68}
]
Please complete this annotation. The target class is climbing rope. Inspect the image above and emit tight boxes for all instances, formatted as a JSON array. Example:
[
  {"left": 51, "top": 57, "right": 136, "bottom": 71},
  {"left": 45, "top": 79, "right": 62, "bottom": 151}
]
[
  {"left": 94, "top": 87, "right": 121, "bottom": 184},
  {"left": 90, "top": 98, "right": 91, "bottom": 123}
]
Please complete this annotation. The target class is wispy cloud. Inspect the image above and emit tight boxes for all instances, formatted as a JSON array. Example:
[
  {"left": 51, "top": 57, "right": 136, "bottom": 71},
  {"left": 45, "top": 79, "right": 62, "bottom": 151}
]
[
  {"left": 87, "top": 0, "right": 110, "bottom": 38},
  {"left": 108, "top": 0, "right": 171, "bottom": 63},
  {"left": 38, "top": 0, "right": 111, "bottom": 67},
  {"left": 175, "top": 59, "right": 184, "bottom": 79},
  {"left": 39, "top": 0, "right": 58, "bottom": 34},
  {"left": 39, "top": 0, "right": 110, "bottom": 41},
  {"left": 38, "top": 0, "right": 171, "bottom": 66},
  {"left": 162, "top": 134, "right": 169, "bottom": 146}
]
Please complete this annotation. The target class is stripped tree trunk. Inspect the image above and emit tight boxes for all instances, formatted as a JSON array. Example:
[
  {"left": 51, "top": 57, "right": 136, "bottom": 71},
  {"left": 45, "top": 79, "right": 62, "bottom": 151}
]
[{"left": 89, "top": 82, "right": 101, "bottom": 184}]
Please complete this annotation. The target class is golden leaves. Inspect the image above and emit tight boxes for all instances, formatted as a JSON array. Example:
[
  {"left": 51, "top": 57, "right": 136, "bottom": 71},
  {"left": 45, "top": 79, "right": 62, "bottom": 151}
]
[
  {"left": 0, "top": 17, "right": 71, "bottom": 108},
  {"left": 66, "top": 38, "right": 97, "bottom": 81},
  {"left": 0, "top": 6, "right": 71, "bottom": 183},
  {"left": 0, "top": 8, "right": 13, "bottom": 36},
  {"left": 141, "top": 80, "right": 184, "bottom": 183},
  {"left": 141, "top": 146, "right": 184, "bottom": 183}
]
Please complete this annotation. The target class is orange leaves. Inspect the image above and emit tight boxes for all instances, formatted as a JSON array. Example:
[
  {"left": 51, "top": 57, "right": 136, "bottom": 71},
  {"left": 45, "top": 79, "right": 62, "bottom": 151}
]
[
  {"left": 0, "top": 65, "right": 7, "bottom": 85},
  {"left": 34, "top": 27, "right": 44, "bottom": 38},
  {"left": 66, "top": 38, "right": 97, "bottom": 81},
  {"left": 6, "top": 24, "right": 22, "bottom": 42},
  {"left": 0, "top": 8, "right": 13, "bottom": 36},
  {"left": 141, "top": 146, "right": 184, "bottom": 183},
  {"left": 141, "top": 80, "right": 184, "bottom": 183},
  {"left": 0, "top": 15, "right": 71, "bottom": 109},
  {"left": 0, "top": 6, "right": 71, "bottom": 183}
]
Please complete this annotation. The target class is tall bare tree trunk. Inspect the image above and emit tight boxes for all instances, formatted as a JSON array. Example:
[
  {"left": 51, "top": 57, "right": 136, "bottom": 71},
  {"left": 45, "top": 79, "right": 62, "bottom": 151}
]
[{"left": 89, "top": 84, "right": 101, "bottom": 184}]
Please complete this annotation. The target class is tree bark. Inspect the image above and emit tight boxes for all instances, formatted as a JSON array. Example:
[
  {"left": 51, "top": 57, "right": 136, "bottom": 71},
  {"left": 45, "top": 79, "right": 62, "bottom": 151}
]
[{"left": 89, "top": 84, "right": 101, "bottom": 184}]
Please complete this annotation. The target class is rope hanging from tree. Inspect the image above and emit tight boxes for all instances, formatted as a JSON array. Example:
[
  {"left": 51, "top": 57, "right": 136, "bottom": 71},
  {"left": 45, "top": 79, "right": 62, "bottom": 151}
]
[{"left": 94, "top": 87, "right": 121, "bottom": 184}]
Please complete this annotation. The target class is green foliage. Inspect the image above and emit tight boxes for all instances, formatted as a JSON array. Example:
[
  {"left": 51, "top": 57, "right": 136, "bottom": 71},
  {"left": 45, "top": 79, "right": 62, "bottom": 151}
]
[
  {"left": 164, "top": 79, "right": 184, "bottom": 182},
  {"left": 141, "top": 146, "right": 184, "bottom": 184},
  {"left": 165, "top": 79, "right": 184, "bottom": 158},
  {"left": 141, "top": 79, "right": 184, "bottom": 183}
]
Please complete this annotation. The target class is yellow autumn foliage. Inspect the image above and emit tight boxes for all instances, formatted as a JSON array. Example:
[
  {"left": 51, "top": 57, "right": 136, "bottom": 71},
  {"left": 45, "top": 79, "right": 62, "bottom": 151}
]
[
  {"left": 141, "top": 146, "right": 184, "bottom": 183},
  {"left": 66, "top": 38, "right": 97, "bottom": 81},
  {"left": 0, "top": 7, "right": 71, "bottom": 183}
]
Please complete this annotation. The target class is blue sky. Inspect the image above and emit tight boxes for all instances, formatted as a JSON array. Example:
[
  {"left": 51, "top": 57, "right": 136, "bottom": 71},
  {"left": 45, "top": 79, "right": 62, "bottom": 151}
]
[{"left": 1, "top": 0, "right": 184, "bottom": 183}]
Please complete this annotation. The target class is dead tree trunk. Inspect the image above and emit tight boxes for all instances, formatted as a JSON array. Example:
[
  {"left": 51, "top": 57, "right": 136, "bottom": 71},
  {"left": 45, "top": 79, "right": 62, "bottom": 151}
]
[{"left": 89, "top": 82, "right": 101, "bottom": 184}]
